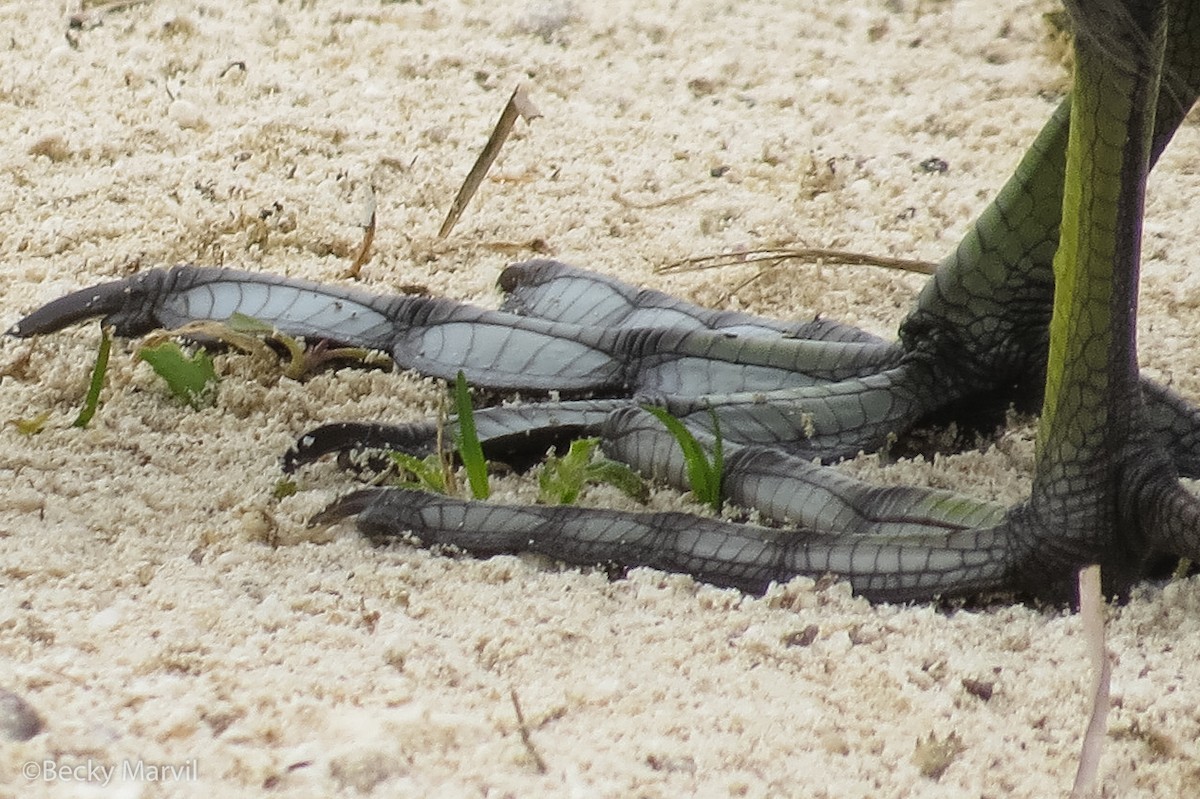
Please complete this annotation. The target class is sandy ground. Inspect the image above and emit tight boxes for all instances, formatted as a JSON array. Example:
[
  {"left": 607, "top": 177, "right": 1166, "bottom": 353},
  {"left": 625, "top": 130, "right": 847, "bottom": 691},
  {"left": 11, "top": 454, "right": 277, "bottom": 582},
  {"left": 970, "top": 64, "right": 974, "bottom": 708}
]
[{"left": 2, "top": 0, "right": 1200, "bottom": 796}]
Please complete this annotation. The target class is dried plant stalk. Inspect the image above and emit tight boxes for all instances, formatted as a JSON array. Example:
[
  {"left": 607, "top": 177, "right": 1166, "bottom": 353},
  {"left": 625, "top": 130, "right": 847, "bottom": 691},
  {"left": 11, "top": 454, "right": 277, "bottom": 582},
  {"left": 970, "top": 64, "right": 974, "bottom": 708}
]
[
  {"left": 658, "top": 247, "right": 939, "bottom": 276},
  {"left": 1070, "top": 564, "right": 1111, "bottom": 798},
  {"left": 510, "top": 689, "right": 548, "bottom": 774},
  {"left": 438, "top": 85, "right": 542, "bottom": 238},
  {"left": 348, "top": 184, "right": 377, "bottom": 278}
]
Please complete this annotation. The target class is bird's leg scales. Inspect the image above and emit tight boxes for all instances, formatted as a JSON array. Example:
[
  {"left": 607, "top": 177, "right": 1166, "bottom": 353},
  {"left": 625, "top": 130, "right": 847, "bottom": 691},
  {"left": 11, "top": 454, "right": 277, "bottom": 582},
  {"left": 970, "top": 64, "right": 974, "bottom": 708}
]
[
  {"left": 998, "top": 0, "right": 1200, "bottom": 598},
  {"left": 8, "top": 0, "right": 1200, "bottom": 603},
  {"left": 314, "top": 478, "right": 1014, "bottom": 601},
  {"left": 1140, "top": 378, "right": 1200, "bottom": 478},
  {"left": 317, "top": 0, "right": 1200, "bottom": 601},
  {"left": 498, "top": 259, "right": 885, "bottom": 344}
]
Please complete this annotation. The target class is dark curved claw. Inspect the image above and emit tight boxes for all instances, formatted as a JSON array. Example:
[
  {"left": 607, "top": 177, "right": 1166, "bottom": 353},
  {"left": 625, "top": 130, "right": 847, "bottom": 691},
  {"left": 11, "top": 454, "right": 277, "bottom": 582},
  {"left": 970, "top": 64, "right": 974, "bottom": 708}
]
[
  {"left": 283, "top": 421, "right": 440, "bottom": 474},
  {"left": 9, "top": 270, "right": 173, "bottom": 338},
  {"left": 286, "top": 400, "right": 626, "bottom": 474},
  {"left": 8, "top": 265, "right": 402, "bottom": 351},
  {"left": 308, "top": 488, "right": 383, "bottom": 527}
]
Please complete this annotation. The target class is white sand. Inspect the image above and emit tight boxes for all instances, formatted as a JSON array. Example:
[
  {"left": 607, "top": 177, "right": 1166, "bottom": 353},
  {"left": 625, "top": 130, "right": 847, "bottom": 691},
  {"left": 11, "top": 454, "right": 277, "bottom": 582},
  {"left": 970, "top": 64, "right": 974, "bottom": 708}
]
[{"left": 2, "top": 0, "right": 1199, "bottom": 796}]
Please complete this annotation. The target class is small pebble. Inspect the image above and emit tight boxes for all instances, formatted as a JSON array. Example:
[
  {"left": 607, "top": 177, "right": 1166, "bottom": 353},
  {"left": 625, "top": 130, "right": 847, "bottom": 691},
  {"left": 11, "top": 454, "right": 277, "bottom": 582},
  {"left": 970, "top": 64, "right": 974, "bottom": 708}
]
[{"left": 0, "top": 689, "right": 44, "bottom": 741}]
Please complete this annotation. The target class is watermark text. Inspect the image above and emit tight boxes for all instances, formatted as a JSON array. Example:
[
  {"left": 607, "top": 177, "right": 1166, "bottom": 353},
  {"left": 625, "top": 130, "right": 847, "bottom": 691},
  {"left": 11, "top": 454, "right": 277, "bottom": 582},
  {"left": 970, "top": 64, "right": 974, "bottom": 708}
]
[{"left": 23, "top": 758, "right": 198, "bottom": 786}]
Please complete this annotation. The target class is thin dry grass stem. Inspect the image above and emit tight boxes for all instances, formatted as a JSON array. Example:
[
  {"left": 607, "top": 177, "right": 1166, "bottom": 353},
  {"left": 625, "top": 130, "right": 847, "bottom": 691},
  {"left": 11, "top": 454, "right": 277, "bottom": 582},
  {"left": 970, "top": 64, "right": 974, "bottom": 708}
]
[
  {"left": 611, "top": 187, "right": 713, "bottom": 209},
  {"left": 722, "top": 266, "right": 783, "bottom": 303},
  {"left": 658, "top": 247, "right": 938, "bottom": 304},
  {"left": 1070, "top": 564, "right": 1112, "bottom": 799},
  {"left": 347, "top": 185, "right": 377, "bottom": 279},
  {"left": 435, "top": 393, "right": 457, "bottom": 496},
  {"left": 509, "top": 689, "right": 548, "bottom": 774},
  {"left": 438, "top": 84, "right": 542, "bottom": 239},
  {"left": 659, "top": 247, "right": 939, "bottom": 276},
  {"left": 480, "top": 237, "right": 553, "bottom": 256}
]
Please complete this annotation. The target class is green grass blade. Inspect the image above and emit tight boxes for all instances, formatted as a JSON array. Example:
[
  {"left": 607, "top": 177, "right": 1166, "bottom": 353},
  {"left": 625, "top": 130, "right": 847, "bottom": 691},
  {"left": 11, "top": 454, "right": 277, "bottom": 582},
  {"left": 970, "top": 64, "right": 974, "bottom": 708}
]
[
  {"left": 137, "top": 341, "right": 218, "bottom": 409},
  {"left": 454, "top": 371, "right": 489, "bottom": 500},
  {"left": 708, "top": 405, "right": 724, "bottom": 502},
  {"left": 642, "top": 404, "right": 722, "bottom": 510},
  {"left": 72, "top": 327, "right": 113, "bottom": 428}
]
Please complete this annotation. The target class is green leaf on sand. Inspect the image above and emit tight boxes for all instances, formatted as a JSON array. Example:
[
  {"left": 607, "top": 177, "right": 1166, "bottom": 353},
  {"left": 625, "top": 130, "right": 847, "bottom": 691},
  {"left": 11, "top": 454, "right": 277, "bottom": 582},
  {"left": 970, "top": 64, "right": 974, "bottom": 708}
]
[{"left": 138, "top": 341, "right": 218, "bottom": 409}]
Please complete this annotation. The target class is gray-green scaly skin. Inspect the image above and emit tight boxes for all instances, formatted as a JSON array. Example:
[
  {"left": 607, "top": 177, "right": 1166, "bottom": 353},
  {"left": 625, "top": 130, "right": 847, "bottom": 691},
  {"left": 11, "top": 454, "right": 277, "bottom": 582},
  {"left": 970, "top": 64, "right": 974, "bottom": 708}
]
[
  {"left": 1021, "top": 0, "right": 1200, "bottom": 598},
  {"left": 892, "top": 0, "right": 1200, "bottom": 598},
  {"left": 9, "top": 0, "right": 1200, "bottom": 602}
]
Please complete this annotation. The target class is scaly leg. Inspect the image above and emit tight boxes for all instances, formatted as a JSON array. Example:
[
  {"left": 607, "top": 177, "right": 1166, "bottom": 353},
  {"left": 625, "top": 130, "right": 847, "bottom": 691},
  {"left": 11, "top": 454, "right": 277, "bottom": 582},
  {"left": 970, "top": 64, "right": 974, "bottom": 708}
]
[{"left": 10, "top": 0, "right": 1200, "bottom": 601}]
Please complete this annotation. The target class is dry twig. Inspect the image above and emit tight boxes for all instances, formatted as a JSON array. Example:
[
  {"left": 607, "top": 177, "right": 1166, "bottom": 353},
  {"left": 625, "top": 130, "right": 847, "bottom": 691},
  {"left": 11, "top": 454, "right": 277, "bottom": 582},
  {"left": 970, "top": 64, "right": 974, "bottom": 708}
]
[
  {"left": 611, "top": 187, "right": 713, "bottom": 209},
  {"left": 510, "top": 688, "right": 548, "bottom": 774},
  {"left": 659, "top": 246, "right": 938, "bottom": 276},
  {"left": 438, "top": 85, "right": 542, "bottom": 238},
  {"left": 347, "top": 184, "right": 377, "bottom": 278},
  {"left": 1070, "top": 564, "right": 1112, "bottom": 798},
  {"left": 658, "top": 246, "right": 939, "bottom": 303},
  {"left": 68, "top": 0, "right": 152, "bottom": 29}
]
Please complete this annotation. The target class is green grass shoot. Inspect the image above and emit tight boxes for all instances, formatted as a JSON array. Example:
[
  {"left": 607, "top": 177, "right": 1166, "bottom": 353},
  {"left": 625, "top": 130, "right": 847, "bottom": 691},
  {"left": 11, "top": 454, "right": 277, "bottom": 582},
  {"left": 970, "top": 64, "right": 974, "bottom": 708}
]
[
  {"left": 538, "top": 437, "right": 648, "bottom": 505},
  {"left": 137, "top": 341, "right": 218, "bottom": 409},
  {"left": 454, "top": 370, "right": 489, "bottom": 500},
  {"left": 386, "top": 451, "right": 449, "bottom": 494},
  {"left": 642, "top": 404, "right": 724, "bottom": 511},
  {"left": 72, "top": 326, "right": 113, "bottom": 427},
  {"left": 384, "top": 391, "right": 458, "bottom": 496}
]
